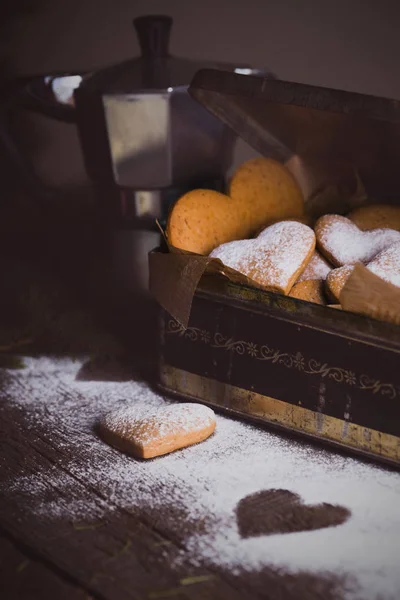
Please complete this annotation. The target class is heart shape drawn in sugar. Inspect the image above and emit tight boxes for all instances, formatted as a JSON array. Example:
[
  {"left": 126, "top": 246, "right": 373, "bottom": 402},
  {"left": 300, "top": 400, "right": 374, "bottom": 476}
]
[
  {"left": 315, "top": 214, "right": 400, "bottom": 267},
  {"left": 236, "top": 489, "right": 350, "bottom": 539},
  {"left": 210, "top": 221, "right": 315, "bottom": 295}
]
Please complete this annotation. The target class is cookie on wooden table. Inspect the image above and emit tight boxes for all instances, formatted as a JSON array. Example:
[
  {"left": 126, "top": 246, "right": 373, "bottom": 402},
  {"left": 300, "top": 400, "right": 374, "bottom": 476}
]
[
  {"left": 315, "top": 214, "right": 400, "bottom": 266},
  {"left": 99, "top": 403, "right": 216, "bottom": 459},
  {"left": 289, "top": 280, "right": 326, "bottom": 305},
  {"left": 229, "top": 158, "right": 305, "bottom": 236},
  {"left": 210, "top": 221, "right": 315, "bottom": 295},
  {"left": 348, "top": 204, "right": 400, "bottom": 232}
]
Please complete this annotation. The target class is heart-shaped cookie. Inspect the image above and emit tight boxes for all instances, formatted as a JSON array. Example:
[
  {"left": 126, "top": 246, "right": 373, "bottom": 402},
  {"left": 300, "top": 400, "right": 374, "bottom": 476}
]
[
  {"left": 315, "top": 214, "right": 400, "bottom": 266},
  {"left": 326, "top": 265, "right": 355, "bottom": 303},
  {"left": 166, "top": 189, "right": 248, "bottom": 255},
  {"left": 210, "top": 221, "right": 315, "bottom": 295},
  {"left": 236, "top": 489, "right": 350, "bottom": 538},
  {"left": 167, "top": 158, "right": 305, "bottom": 256},
  {"left": 254, "top": 215, "right": 315, "bottom": 238},
  {"left": 289, "top": 280, "right": 326, "bottom": 305},
  {"left": 326, "top": 241, "right": 400, "bottom": 302},
  {"left": 297, "top": 250, "right": 332, "bottom": 283},
  {"left": 229, "top": 157, "right": 305, "bottom": 235},
  {"left": 368, "top": 241, "right": 400, "bottom": 286},
  {"left": 348, "top": 204, "right": 400, "bottom": 232},
  {"left": 99, "top": 403, "right": 216, "bottom": 459}
]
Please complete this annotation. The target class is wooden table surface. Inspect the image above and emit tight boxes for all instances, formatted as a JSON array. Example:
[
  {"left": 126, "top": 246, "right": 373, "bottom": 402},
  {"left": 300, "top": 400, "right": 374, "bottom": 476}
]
[
  {"left": 1, "top": 346, "right": 399, "bottom": 600},
  {"left": 0, "top": 354, "right": 245, "bottom": 600},
  {"left": 2, "top": 164, "right": 400, "bottom": 600}
]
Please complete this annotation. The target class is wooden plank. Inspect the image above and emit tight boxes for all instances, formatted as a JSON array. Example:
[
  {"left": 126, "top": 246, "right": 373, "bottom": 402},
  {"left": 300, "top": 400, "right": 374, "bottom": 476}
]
[
  {"left": 0, "top": 532, "right": 91, "bottom": 600},
  {"left": 0, "top": 364, "right": 348, "bottom": 600},
  {"left": 0, "top": 391, "right": 250, "bottom": 600}
]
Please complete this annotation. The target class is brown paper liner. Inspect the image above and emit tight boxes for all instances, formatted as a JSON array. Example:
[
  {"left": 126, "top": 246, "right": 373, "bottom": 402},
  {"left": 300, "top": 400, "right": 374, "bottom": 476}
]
[
  {"left": 340, "top": 264, "right": 400, "bottom": 326},
  {"left": 149, "top": 247, "right": 267, "bottom": 328},
  {"left": 285, "top": 156, "right": 368, "bottom": 219}
]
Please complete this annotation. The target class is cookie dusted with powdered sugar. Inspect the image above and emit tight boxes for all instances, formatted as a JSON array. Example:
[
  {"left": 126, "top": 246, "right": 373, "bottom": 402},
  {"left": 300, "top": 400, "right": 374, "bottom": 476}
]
[
  {"left": 297, "top": 251, "right": 332, "bottom": 283},
  {"left": 326, "top": 265, "right": 355, "bottom": 303},
  {"left": 99, "top": 403, "right": 216, "bottom": 459},
  {"left": 326, "top": 242, "right": 400, "bottom": 302},
  {"left": 315, "top": 214, "right": 400, "bottom": 267},
  {"left": 210, "top": 221, "right": 315, "bottom": 295}
]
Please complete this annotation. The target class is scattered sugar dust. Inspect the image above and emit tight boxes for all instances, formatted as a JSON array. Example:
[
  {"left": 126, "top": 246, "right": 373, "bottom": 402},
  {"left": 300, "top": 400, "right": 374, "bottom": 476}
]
[{"left": 2, "top": 356, "right": 400, "bottom": 600}]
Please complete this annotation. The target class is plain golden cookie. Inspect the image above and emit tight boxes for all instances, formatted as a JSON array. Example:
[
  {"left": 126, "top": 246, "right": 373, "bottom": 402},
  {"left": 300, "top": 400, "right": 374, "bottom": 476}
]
[
  {"left": 315, "top": 214, "right": 400, "bottom": 266},
  {"left": 348, "top": 204, "right": 400, "bottom": 232},
  {"left": 289, "top": 280, "right": 326, "bottom": 305},
  {"left": 99, "top": 403, "right": 216, "bottom": 459},
  {"left": 210, "top": 221, "right": 315, "bottom": 295},
  {"left": 166, "top": 189, "right": 247, "bottom": 255},
  {"left": 229, "top": 157, "right": 305, "bottom": 236}
]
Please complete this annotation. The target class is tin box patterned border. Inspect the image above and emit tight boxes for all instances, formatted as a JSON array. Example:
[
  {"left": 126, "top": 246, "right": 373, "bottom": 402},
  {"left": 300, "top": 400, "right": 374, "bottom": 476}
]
[{"left": 166, "top": 319, "right": 400, "bottom": 400}]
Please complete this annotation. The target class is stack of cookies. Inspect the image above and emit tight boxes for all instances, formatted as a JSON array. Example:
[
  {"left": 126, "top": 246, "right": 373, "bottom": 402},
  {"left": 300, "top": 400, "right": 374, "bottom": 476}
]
[{"left": 166, "top": 158, "right": 400, "bottom": 310}]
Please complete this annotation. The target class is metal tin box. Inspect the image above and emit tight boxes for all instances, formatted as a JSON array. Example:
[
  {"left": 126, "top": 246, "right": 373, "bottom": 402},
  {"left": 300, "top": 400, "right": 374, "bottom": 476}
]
[{"left": 153, "top": 71, "right": 400, "bottom": 468}]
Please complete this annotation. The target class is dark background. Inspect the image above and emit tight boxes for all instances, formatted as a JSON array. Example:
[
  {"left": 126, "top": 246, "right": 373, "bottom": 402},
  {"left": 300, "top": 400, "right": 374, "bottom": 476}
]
[
  {"left": 1, "top": 0, "right": 400, "bottom": 358},
  {"left": 4, "top": 0, "right": 400, "bottom": 92},
  {"left": 2, "top": 0, "right": 400, "bottom": 182}
]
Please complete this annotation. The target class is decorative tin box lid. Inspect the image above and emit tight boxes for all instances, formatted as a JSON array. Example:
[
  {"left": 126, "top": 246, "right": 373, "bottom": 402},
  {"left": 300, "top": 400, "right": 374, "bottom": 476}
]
[{"left": 189, "top": 69, "right": 400, "bottom": 203}]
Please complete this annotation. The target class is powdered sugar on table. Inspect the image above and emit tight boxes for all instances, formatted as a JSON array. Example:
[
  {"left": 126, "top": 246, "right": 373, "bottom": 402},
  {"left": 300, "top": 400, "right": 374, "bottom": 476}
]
[{"left": 2, "top": 356, "right": 400, "bottom": 600}]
